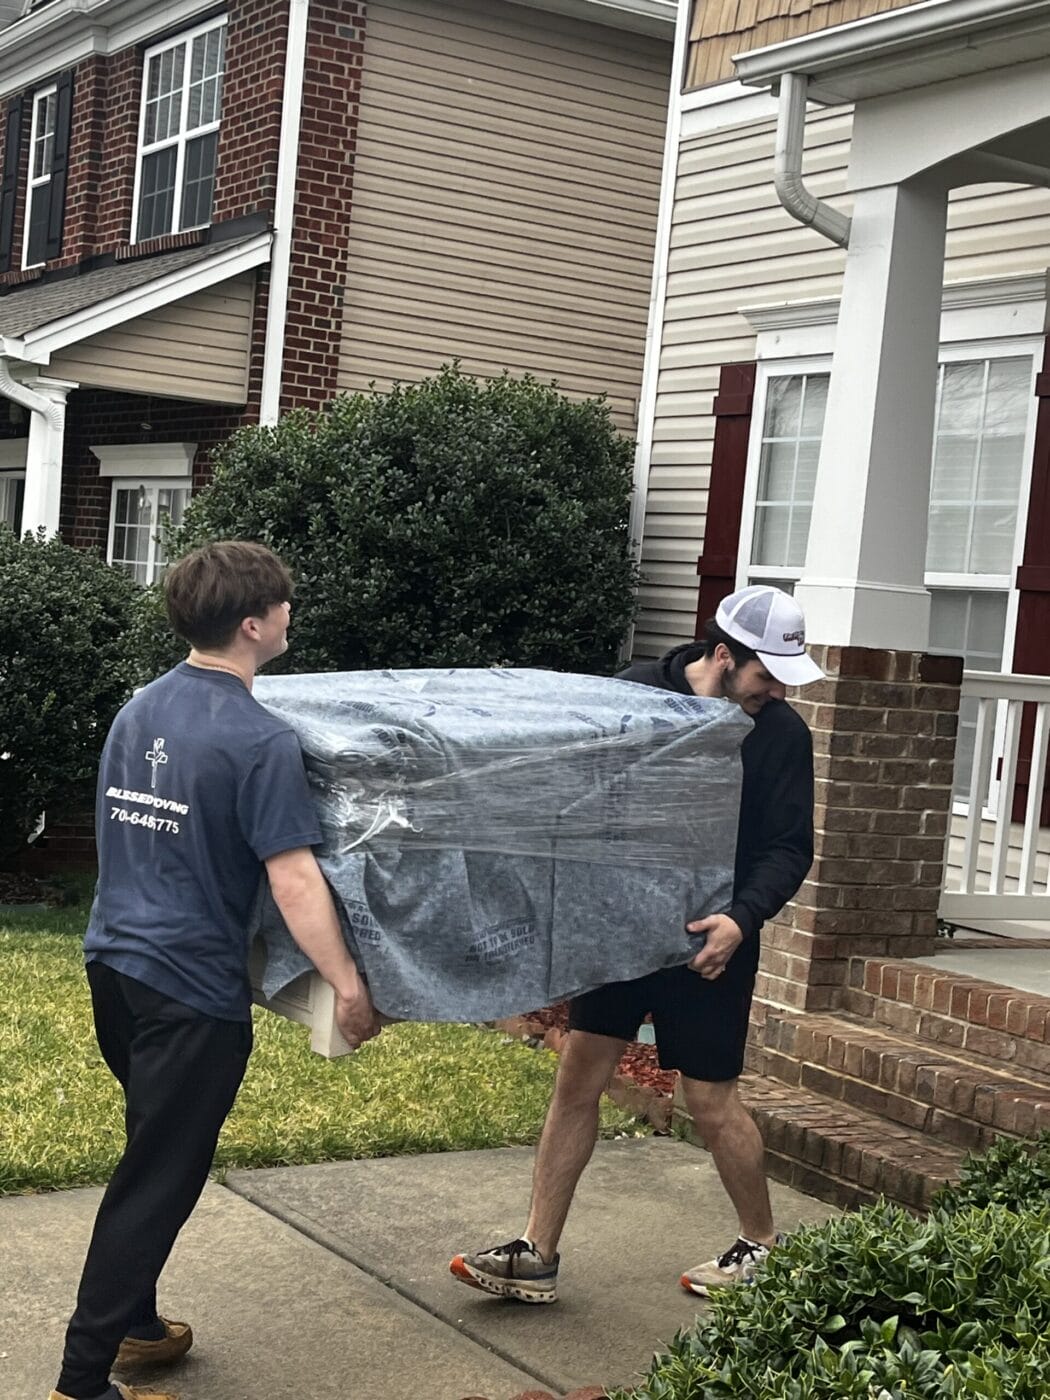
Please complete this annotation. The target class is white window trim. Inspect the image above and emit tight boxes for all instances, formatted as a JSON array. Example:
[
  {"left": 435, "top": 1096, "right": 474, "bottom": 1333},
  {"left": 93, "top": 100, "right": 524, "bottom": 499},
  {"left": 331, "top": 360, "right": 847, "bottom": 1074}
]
[
  {"left": 737, "top": 356, "right": 830, "bottom": 591},
  {"left": 21, "top": 82, "right": 56, "bottom": 271},
  {"left": 106, "top": 475, "right": 192, "bottom": 585},
  {"left": 130, "top": 14, "right": 227, "bottom": 245}
]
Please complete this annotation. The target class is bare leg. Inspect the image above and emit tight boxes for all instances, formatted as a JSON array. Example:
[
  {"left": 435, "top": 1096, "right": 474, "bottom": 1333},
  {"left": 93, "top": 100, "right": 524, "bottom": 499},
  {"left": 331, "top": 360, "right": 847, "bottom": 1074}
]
[
  {"left": 524, "top": 1030, "right": 627, "bottom": 1262},
  {"left": 678, "top": 1075, "right": 775, "bottom": 1246}
]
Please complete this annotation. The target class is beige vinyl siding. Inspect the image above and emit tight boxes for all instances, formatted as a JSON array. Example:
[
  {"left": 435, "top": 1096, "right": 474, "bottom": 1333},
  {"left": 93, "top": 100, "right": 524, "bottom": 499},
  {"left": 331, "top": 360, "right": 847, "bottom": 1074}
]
[
  {"left": 50, "top": 274, "right": 255, "bottom": 405},
  {"left": 687, "top": 0, "right": 922, "bottom": 90},
  {"left": 634, "top": 107, "right": 1050, "bottom": 657},
  {"left": 337, "top": 0, "right": 671, "bottom": 430}
]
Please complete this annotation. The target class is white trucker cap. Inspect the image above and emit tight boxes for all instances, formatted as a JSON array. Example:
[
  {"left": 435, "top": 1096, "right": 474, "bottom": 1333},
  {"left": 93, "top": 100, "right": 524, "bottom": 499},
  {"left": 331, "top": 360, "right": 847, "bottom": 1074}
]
[{"left": 715, "top": 584, "right": 824, "bottom": 687}]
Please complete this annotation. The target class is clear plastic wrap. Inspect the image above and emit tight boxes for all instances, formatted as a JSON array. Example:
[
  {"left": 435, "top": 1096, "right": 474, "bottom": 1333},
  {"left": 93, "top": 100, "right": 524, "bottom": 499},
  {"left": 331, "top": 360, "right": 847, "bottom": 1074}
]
[{"left": 252, "top": 668, "right": 752, "bottom": 1023}]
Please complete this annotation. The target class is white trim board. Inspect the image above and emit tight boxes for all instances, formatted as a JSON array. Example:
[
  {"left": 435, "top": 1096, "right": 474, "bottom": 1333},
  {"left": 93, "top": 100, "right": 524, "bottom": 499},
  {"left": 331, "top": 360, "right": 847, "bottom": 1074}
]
[
  {"left": 680, "top": 80, "right": 780, "bottom": 137},
  {"left": 742, "top": 273, "right": 1050, "bottom": 360},
  {"left": 92, "top": 442, "right": 197, "bottom": 477},
  {"left": 623, "top": 0, "right": 691, "bottom": 660},
  {"left": 2, "top": 231, "right": 271, "bottom": 365}
]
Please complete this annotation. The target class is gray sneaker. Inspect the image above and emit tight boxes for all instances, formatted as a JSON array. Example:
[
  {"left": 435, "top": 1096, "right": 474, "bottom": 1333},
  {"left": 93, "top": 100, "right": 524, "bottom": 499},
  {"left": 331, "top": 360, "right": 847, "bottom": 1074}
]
[
  {"left": 450, "top": 1237, "right": 559, "bottom": 1303},
  {"left": 680, "top": 1235, "right": 776, "bottom": 1297}
]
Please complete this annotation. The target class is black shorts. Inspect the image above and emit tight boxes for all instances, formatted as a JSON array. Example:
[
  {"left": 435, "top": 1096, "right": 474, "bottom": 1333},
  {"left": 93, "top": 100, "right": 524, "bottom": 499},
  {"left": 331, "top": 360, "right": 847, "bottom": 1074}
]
[{"left": 567, "top": 947, "right": 758, "bottom": 1083}]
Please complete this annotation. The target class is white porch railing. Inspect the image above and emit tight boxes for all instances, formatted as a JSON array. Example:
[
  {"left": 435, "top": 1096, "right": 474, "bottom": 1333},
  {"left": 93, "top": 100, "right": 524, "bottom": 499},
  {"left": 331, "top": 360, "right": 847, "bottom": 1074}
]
[{"left": 939, "top": 671, "right": 1050, "bottom": 922}]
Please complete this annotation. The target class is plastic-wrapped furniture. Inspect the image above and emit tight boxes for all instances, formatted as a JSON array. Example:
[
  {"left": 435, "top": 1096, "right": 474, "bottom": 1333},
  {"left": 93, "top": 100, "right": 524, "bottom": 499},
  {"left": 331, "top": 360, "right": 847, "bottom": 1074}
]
[{"left": 250, "top": 668, "right": 750, "bottom": 1053}]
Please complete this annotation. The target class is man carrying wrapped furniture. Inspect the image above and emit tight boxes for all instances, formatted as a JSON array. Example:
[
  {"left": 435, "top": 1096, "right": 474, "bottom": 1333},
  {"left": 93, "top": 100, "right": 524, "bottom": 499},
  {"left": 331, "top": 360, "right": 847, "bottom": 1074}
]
[
  {"left": 49, "top": 542, "right": 382, "bottom": 1400},
  {"left": 450, "top": 585, "right": 821, "bottom": 1302}
]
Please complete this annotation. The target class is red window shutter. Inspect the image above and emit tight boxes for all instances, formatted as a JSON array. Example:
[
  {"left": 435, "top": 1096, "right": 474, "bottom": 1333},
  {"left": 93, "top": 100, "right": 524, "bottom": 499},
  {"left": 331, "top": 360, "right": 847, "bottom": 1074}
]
[
  {"left": 1009, "top": 333, "right": 1050, "bottom": 824},
  {"left": 694, "top": 362, "right": 756, "bottom": 637}
]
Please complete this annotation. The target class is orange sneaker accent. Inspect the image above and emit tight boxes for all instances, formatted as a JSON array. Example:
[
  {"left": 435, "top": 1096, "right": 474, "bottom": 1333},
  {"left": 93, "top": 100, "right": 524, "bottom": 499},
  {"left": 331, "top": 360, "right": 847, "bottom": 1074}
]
[{"left": 450, "top": 1254, "right": 486, "bottom": 1289}]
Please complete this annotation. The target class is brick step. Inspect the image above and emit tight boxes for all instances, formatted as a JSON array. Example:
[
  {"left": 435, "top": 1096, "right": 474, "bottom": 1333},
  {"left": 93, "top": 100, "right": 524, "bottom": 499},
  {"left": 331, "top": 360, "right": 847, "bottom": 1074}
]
[
  {"left": 672, "top": 1072, "right": 965, "bottom": 1212},
  {"left": 755, "top": 1010, "right": 1050, "bottom": 1152},
  {"left": 846, "top": 957, "right": 1050, "bottom": 1076}
]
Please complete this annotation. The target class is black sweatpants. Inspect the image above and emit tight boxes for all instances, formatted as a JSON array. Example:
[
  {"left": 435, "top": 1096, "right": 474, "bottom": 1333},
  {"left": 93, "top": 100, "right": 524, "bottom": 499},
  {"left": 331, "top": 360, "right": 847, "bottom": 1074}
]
[{"left": 57, "top": 963, "right": 252, "bottom": 1399}]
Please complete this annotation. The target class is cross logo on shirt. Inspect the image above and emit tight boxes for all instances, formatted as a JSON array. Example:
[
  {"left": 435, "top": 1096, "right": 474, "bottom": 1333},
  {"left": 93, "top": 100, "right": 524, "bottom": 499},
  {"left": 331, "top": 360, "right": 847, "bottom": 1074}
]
[{"left": 145, "top": 737, "right": 168, "bottom": 790}]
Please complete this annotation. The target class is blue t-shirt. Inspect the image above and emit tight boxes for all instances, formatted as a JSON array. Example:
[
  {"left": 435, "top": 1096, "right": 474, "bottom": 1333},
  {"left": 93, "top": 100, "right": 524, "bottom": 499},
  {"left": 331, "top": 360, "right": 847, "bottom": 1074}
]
[{"left": 84, "top": 662, "right": 323, "bottom": 1020}]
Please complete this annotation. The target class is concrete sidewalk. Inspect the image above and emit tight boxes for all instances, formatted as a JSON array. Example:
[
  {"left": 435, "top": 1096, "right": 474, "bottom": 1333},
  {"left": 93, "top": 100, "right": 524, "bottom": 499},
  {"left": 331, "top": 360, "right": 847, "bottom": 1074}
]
[{"left": 1, "top": 1138, "right": 837, "bottom": 1400}]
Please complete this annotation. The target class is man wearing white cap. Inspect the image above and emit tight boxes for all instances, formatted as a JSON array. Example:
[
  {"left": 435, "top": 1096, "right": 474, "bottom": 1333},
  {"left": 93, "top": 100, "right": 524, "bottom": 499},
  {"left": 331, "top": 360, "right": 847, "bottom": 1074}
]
[{"left": 450, "top": 584, "right": 821, "bottom": 1302}]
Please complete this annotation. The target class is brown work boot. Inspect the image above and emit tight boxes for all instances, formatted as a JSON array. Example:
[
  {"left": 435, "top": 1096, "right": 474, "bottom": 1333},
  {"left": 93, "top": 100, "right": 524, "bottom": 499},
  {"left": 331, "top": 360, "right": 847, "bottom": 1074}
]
[{"left": 115, "top": 1317, "right": 193, "bottom": 1369}]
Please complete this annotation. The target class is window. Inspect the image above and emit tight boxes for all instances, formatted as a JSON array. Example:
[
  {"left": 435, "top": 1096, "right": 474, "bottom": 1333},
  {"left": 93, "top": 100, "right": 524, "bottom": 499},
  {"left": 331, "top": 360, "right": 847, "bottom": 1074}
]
[
  {"left": 133, "top": 18, "right": 226, "bottom": 243},
  {"left": 750, "top": 373, "right": 828, "bottom": 576},
  {"left": 0, "top": 472, "right": 24, "bottom": 534},
  {"left": 107, "top": 480, "right": 189, "bottom": 584},
  {"left": 23, "top": 85, "right": 56, "bottom": 269},
  {"left": 740, "top": 348, "right": 1038, "bottom": 798}
]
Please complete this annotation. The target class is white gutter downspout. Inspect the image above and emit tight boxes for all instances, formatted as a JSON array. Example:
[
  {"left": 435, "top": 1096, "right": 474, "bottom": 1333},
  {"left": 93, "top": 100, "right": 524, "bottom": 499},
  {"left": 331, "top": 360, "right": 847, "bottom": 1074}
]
[
  {"left": 259, "top": 0, "right": 310, "bottom": 425},
  {"left": 775, "top": 72, "right": 851, "bottom": 248},
  {"left": 0, "top": 356, "right": 69, "bottom": 536}
]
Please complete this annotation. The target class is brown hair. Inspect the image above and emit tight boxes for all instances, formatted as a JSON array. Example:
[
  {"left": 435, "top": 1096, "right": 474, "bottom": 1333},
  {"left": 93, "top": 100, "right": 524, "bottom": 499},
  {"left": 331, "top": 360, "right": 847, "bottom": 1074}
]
[
  {"left": 699, "top": 618, "right": 760, "bottom": 667},
  {"left": 164, "top": 541, "right": 293, "bottom": 650}
]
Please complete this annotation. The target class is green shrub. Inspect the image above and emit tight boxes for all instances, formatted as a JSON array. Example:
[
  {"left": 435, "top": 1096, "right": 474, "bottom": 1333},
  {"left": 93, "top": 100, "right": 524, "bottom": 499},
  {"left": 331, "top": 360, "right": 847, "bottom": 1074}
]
[
  {"left": 0, "top": 528, "right": 139, "bottom": 861},
  {"left": 134, "top": 367, "right": 638, "bottom": 678},
  {"left": 611, "top": 1200, "right": 1050, "bottom": 1400},
  {"left": 931, "top": 1131, "right": 1050, "bottom": 1215}
]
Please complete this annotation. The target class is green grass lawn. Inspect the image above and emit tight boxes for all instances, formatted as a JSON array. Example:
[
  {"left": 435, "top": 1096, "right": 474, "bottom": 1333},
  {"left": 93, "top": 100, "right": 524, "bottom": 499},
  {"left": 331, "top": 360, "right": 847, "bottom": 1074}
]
[{"left": 0, "top": 894, "right": 641, "bottom": 1194}]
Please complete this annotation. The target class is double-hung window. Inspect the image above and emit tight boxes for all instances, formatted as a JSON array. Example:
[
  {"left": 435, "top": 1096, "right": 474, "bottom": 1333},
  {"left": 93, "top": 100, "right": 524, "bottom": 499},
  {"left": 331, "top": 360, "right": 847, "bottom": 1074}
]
[
  {"left": 739, "top": 342, "right": 1039, "bottom": 794},
  {"left": 133, "top": 17, "right": 227, "bottom": 243},
  {"left": 23, "top": 85, "right": 56, "bottom": 269}
]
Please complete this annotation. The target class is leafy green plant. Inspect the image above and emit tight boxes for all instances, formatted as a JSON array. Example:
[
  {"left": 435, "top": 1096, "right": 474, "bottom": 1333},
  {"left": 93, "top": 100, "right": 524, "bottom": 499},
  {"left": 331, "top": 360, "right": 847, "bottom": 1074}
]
[
  {"left": 0, "top": 528, "right": 139, "bottom": 862},
  {"left": 610, "top": 1196, "right": 1050, "bottom": 1400},
  {"left": 931, "top": 1131, "right": 1050, "bottom": 1215},
  {"left": 132, "top": 367, "right": 638, "bottom": 682}
]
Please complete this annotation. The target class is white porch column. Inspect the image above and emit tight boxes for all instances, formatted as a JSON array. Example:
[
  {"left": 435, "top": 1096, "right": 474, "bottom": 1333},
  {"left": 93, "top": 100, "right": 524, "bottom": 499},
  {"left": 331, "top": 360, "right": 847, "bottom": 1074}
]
[
  {"left": 9, "top": 376, "right": 75, "bottom": 537},
  {"left": 794, "top": 175, "right": 948, "bottom": 649}
]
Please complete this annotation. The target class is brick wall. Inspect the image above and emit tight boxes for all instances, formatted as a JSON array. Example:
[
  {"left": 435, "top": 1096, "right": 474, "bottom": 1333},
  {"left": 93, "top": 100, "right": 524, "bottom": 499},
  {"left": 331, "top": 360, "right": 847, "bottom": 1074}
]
[
  {"left": 280, "top": 0, "right": 365, "bottom": 411},
  {"left": 753, "top": 645, "right": 963, "bottom": 1017},
  {"left": 2, "top": 0, "right": 293, "bottom": 277},
  {"left": 63, "top": 55, "right": 107, "bottom": 262},
  {"left": 61, "top": 389, "right": 253, "bottom": 554}
]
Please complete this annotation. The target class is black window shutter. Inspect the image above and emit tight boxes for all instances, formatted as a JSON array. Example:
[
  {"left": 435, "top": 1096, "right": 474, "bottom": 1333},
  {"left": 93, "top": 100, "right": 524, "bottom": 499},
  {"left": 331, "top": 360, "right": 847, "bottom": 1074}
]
[
  {"left": 0, "top": 96, "right": 23, "bottom": 274},
  {"left": 44, "top": 69, "right": 74, "bottom": 261}
]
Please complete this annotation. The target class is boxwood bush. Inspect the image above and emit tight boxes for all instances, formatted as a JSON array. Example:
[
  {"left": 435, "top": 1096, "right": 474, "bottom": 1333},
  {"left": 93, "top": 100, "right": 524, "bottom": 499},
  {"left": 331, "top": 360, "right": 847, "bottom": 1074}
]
[
  {"left": 0, "top": 527, "right": 139, "bottom": 862},
  {"left": 613, "top": 1134, "right": 1050, "bottom": 1400},
  {"left": 133, "top": 367, "right": 639, "bottom": 680}
]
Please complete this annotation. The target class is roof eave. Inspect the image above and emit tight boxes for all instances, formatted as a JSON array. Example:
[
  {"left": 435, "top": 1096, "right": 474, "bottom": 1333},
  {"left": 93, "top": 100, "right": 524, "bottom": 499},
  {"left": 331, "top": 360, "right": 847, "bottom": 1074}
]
[
  {"left": 4, "top": 231, "right": 271, "bottom": 364},
  {"left": 733, "top": 0, "right": 1050, "bottom": 104}
]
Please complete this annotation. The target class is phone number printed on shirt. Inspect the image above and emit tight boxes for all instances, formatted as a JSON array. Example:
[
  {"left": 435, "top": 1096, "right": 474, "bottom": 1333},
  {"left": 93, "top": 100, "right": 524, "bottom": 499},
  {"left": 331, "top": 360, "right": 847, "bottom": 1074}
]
[{"left": 110, "top": 805, "right": 180, "bottom": 835}]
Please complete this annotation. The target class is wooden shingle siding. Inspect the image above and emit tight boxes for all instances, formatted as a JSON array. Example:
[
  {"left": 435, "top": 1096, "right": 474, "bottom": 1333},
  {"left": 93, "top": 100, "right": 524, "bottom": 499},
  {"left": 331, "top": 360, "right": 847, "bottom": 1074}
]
[
  {"left": 686, "top": 0, "right": 922, "bottom": 90},
  {"left": 50, "top": 274, "right": 255, "bottom": 404},
  {"left": 337, "top": 0, "right": 671, "bottom": 429},
  {"left": 634, "top": 105, "right": 1050, "bottom": 657}
]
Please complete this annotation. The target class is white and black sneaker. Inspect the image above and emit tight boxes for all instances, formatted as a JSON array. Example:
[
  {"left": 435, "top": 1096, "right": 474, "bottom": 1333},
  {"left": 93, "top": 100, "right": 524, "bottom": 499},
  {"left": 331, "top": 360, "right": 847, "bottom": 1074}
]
[
  {"left": 450, "top": 1237, "right": 559, "bottom": 1303},
  {"left": 680, "top": 1235, "right": 779, "bottom": 1297}
]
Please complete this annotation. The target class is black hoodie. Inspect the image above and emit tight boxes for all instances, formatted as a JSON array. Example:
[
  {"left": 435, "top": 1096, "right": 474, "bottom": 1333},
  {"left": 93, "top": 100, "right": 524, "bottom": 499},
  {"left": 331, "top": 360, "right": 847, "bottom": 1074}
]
[{"left": 617, "top": 642, "right": 814, "bottom": 940}]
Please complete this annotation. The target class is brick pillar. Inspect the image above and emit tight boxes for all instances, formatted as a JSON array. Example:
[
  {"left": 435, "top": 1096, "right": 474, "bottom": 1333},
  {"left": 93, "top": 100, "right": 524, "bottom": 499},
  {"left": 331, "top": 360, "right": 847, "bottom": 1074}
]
[{"left": 754, "top": 646, "right": 962, "bottom": 1017}]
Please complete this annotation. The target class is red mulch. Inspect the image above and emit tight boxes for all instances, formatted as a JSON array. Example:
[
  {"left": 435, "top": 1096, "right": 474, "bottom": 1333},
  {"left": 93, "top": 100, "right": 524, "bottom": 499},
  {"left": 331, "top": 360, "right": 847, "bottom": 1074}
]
[{"left": 524, "top": 1003, "right": 677, "bottom": 1098}]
